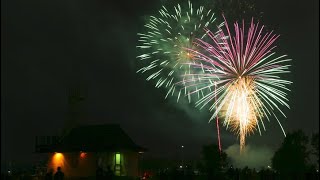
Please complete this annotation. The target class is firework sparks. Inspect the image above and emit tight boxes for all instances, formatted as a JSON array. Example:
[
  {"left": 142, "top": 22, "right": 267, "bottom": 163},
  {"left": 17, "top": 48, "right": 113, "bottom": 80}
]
[
  {"left": 212, "top": 0, "right": 263, "bottom": 20},
  {"left": 136, "top": 0, "right": 223, "bottom": 102},
  {"left": 180, "top": 16, "right": 292, "bottom": 153},
  {"left": 222, "top": 76, "right": 259, "bottom": 152}
]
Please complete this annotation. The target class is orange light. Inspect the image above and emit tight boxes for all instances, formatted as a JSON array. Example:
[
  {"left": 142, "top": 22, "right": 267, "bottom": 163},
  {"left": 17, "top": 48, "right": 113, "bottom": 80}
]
[
  {"left": 52, "top": 153, "right": 64, "bottom": 167},
  {"left": 54, "top": 152, "right": 62, "bottom": 158},
  {"left": 80, "top": 152, "right": 87, "bottom": 158}
]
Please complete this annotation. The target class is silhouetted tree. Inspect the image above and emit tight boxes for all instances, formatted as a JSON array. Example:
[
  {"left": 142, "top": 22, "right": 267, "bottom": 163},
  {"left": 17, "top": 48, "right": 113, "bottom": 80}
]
[
  {"left": 272, "top": 130, "right": 309, "bottom": 179},
  {"left": 201, "top": 144, "right": 228, "bottom": 179}
]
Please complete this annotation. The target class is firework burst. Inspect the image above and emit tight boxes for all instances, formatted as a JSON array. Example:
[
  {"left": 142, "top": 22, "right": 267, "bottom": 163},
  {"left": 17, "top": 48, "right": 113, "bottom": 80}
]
[
  {"left": 180, "top": 16, "right": 292, "bottom": 153},
  {"left": 136, "top": 0, "right": 223, "bottom": 102}
]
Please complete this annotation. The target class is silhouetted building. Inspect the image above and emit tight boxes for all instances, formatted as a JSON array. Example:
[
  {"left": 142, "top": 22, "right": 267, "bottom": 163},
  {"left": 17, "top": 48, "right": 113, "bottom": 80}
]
[{"left": 35, "top": 124, "right": 146, "bottom": 179}]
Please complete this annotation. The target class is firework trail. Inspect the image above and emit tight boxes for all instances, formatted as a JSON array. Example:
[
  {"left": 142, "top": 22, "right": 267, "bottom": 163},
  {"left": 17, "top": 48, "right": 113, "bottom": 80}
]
[
  {"left": 180, "top": 16, "right": 292, "bottom": 153},
  {"left": 136, "top": 0, "right": 223, "bottom": 103},
  {"left": 215, "top": 83, "right": 222, "bottom": 152}
]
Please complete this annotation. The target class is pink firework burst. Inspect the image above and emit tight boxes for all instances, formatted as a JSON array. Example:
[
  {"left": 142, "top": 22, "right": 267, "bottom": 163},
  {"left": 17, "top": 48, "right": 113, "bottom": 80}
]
[{"left": 180, "top": 15, "right": 292, "bottom": 153}]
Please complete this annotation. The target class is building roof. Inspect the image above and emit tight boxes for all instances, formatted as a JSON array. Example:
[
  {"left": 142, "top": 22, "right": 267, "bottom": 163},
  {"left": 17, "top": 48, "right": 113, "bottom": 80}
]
[{"left": 36, "top": 124, "right": 146, "bottom": 153}]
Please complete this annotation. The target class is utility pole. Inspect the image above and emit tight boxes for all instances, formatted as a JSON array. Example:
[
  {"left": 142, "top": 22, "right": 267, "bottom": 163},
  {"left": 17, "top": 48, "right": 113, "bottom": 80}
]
[{"left": 181, "top": 145, "right": 184, "bottom": 168}]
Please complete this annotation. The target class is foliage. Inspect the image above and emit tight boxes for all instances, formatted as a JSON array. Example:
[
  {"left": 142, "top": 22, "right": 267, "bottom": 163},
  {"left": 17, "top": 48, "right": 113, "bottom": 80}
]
[
  {"left": 201, "top": 144, "right": 228, "bottom": 179},
  {"left": 271, "top": 130, "right": 310, "bottom": 178}
]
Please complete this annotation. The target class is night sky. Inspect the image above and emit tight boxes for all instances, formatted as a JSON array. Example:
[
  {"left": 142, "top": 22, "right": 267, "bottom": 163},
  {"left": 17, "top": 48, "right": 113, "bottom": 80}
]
[{"left": 1, "top": 0, "right": 319, "bottom": 170}]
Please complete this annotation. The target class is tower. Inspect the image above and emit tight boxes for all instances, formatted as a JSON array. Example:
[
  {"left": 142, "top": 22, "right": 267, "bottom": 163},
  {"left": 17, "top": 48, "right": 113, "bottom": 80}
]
[{"left": 62, "top": 82, "right": 88, "bottom": 136}]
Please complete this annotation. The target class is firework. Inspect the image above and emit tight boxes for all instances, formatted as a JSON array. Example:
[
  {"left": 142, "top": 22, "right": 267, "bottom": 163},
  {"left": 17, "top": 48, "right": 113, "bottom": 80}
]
[
  {"left": 136, "top": 0, "right": 223, "bottom": 102},
  {"left": 180, "top": 16, "right": 292, "bottom": 153}
]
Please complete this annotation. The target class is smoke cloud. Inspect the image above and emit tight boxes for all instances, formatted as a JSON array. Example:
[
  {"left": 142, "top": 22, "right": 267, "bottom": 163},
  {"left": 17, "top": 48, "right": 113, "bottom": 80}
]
[{"left": 225, "top": 144, "right": 274, "bottom": 169}]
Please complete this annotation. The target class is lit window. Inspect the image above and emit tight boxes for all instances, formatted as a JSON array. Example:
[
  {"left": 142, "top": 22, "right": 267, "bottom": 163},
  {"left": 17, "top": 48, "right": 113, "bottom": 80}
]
[
  {"left": 115, "top": 153, "right": 121, "bottom": 176},
  {"left": 115, "top": 153, "right": 120, "bottom": 164}
]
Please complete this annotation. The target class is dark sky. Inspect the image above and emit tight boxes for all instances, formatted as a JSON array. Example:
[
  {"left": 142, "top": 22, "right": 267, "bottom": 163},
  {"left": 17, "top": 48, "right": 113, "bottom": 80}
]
[{"left": 1, "top": 0, "right": 319, "bottom": 169}]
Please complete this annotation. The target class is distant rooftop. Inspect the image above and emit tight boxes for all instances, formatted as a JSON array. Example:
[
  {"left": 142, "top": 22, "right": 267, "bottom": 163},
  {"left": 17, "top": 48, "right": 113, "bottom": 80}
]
[{"left": 36, "top": 124, "right": 146, "bottom": 153}]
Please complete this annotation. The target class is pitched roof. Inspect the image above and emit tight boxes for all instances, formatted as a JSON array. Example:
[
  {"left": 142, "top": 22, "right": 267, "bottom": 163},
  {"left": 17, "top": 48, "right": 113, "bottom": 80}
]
[{"left": 36, "top": 124, "right": 146, "bottom": 153}]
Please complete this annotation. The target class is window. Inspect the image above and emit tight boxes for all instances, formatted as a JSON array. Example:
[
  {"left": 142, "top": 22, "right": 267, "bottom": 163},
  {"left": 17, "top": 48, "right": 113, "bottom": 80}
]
[{"left": 115, "top": 153, "right": 121, "bottom": 176}]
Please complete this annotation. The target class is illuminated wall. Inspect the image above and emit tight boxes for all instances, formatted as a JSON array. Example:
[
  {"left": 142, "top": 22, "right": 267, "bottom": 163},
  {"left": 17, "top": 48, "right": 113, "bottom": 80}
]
[
  {"left": 97, "top": 151, "right": 139, "bottom": 177},
  {"left": 47, "top": 151, "right": 139, "bottom": 178},
  {"left": 47, "top": 152, "right": 97, "bottom": 178},
  {"left": 50, "top": 153, "right": 65, "bottom": 171}
]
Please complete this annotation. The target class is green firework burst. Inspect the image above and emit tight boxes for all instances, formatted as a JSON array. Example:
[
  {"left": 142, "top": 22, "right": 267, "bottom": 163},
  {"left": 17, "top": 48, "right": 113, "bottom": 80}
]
[{"left": 137, "top": 0, "right": 223, "bottom": 102}]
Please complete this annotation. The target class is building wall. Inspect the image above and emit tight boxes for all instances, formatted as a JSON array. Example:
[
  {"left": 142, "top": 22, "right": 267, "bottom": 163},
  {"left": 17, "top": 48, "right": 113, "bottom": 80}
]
[
  {"left": 124, "top": 151, "right": 139, "bottom": 177},
  {"left": 47, "top": 152, "right": 97, "bottom": 178},
  {"left": 47, "top": 151, "right": 140, "bottom": 178},
  {"left": 97, "top": 151, "right": 139, "bottom": 177}
]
